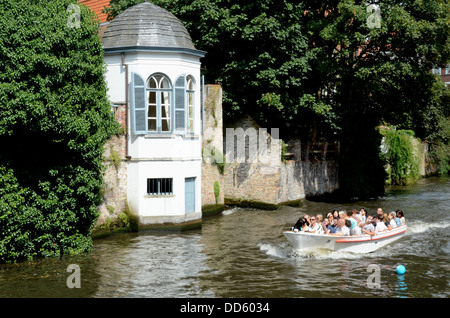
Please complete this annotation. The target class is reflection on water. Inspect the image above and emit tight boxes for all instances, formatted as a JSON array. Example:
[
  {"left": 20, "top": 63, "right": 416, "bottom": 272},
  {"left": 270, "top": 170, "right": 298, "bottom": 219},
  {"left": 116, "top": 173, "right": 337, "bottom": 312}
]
[
  {"left": 91, "top": 232, "right": 215, "bottom": 298},
  {"left": 396, "top": 275, "right": 408, "bottom": 298},
  {"left": 0, "top": 176, "right": 449, "bottom": 298}
]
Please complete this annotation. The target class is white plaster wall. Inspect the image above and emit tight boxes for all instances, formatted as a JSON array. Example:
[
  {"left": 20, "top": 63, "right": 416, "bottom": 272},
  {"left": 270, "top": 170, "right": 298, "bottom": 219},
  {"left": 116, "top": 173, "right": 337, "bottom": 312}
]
[
  {"left": 128, "top": 160, "right": 201, "bottom": 218},
  {"left": 129, "top": 135, "right": 201, "bottom": 160},
  {"left": 104, "top": 54, "right": 125, "bottom": 104},
  {"left": 104, "top": 51, "right": 203, "bottom": 222}
]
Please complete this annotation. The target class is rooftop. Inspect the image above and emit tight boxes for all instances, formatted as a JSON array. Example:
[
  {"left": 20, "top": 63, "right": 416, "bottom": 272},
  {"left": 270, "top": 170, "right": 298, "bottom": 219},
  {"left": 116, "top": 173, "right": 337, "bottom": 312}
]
[{"left": 101, "top": 2, "right": 198, "bottom": 52}]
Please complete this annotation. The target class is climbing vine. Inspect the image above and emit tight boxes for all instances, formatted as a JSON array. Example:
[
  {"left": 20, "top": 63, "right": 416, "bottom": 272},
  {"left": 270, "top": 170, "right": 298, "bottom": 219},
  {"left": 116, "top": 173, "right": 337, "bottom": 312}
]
[{"left": 381, "top": 128, "right": 420, "bottom": 185}]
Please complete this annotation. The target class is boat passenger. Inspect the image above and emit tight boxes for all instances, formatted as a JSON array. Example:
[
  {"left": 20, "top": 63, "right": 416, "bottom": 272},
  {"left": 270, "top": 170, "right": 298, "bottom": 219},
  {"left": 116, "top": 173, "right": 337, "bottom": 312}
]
[
  {"left": 376, "top": 208, "right": 384, "bottom": 218},
  {"left": 331, "top": 219, "right": 350, "bottom": 236},
  {"left": 361, "top": 216, "right": 375, "bottom": 236},
  {"left": 351, "top": 216, "right": 362, "bottom": 235},
  {"left": 396, "top": 210, "right": 405, "bottom": 225},
  {"left": 323, "top": 218, "right": 331, "bottom": 234},
  {"left": 327, "top": 212, "right": 334, "bottom": 222},
  {"left": 301, "top": 219, "right": 309, "bottom": 232},
  {"left": 293, "top": 218, "right": 310, "bottom": 232},
  {"left": 359, "top": 208, "right": 367, "bottom": 223},
  {"left": 328, "top": 219, "right": 339, "bottom": 234},
  {"left": 349, "top": 209, "right": 358, "bottom": 229},
  {"left": 345, "top": 219, "right": 352, "bottom": 234},
  {"left": 293, "top": 218, "right": 304, "bottom": 231},
  {"left": 303, "top": 214, "right": 311, "bottom": 226},
  {"left": 388, "top": 212, "right": 398, "bottom": 229},
  {"left": 333, "top": 210, "right": 339, "bottom": 220},
  {"left": 375, "top": 215, "right": 388, "bottom": 234},
  {"left": 383, "top": 213, "right": 392, "bottom": 230},
  {"left": 317, "top": 214, "right": 327, "bottom": 233},
  {"left": 308, "top": 216, "right": 324, "bottom": 234}
]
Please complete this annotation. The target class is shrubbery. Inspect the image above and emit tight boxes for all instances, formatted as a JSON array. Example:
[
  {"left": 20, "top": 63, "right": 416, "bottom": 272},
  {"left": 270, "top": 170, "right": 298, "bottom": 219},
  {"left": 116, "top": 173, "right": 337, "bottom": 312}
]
[
  {"left": 0, "top": 0, "right": 119, "bottom": 263},
  {"left": 381, "top": 128, "right": 420, "bottom": 185}
]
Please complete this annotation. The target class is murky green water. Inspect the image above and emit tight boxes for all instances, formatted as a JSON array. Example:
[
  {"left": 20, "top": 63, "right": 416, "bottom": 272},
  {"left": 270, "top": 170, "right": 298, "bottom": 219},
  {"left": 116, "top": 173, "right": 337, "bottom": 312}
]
[{"left": 1, "top": 176, "right": 449, "bottom": 298}]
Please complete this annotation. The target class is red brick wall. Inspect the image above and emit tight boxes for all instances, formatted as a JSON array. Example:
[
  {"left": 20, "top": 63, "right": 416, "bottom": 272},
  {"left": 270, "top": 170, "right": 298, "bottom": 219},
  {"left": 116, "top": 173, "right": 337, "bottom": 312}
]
[
  {"left": 440, "top": 73, "right": 450, "bottom": 85},
  {"left": 432, "top": 66, "right": 450, "bottom": 86}
]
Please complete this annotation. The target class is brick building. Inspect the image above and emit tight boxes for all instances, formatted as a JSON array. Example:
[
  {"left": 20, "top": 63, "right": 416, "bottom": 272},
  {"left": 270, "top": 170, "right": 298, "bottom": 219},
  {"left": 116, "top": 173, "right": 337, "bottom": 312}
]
[{"left": 432, "top": 65, "right": 450, "bottom": 87}]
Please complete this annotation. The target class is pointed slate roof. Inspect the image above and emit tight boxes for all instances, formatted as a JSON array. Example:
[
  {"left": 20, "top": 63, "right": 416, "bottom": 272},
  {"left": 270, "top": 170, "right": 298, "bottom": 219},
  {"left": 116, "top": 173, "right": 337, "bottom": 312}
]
[{"left": 102, "top": 2, "right": 204, "bottom": 56}]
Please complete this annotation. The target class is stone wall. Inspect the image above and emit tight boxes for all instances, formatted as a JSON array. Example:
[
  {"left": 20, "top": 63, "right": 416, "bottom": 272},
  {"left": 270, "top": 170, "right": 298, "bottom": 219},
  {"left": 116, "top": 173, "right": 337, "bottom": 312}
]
[
  {"left": 411, "top": 138, "right": 440, "bottom": 177},
  {"left": 94, "top": 103, "right": 128, "bottom": 233},
  {"left": 223, "top": 141, "right": 340, "bottom": 206},
  {"left": 201, "top": 85, "right": 225, "bottom": 214},
  {"left": 279, "top": 160, "right": 339, "bottom": 201},
  {"left": 224, "top": 160, "right": 339, "bottom": 206},
  {"left": 202, "top": 163, "right": 225, "bottom": 206},
  {"left": 382, "top": 131, "right": 441, "bottom": 182},
  {"left": 221, "top": 115, "right": 340, "bottom": 206}
]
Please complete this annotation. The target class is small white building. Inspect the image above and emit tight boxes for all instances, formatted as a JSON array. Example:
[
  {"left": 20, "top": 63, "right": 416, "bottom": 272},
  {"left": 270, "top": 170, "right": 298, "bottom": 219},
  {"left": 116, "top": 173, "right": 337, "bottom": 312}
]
[{"left": 102, "top": 2, "right": 205, "bottom": 230}]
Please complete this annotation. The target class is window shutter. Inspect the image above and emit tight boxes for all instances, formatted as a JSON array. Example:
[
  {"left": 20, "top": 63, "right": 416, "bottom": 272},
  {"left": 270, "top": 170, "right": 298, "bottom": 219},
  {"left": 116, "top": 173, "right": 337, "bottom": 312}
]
[
  {"left": 130, "top": 72, "right": 146, "bottom": 135},
  {"left": 174, "top": 74, "right": 186, "bottom": 133}
]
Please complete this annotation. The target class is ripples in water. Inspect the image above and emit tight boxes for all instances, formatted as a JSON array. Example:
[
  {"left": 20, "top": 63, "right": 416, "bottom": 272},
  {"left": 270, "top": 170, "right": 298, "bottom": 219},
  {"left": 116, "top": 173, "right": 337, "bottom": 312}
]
[{"left": 0, "top": 176, "right": 449, "bottom": 298}]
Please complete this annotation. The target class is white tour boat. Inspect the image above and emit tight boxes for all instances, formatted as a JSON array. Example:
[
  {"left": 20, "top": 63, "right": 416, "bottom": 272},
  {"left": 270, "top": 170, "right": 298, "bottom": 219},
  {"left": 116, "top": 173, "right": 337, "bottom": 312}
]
[{"left": 283, "top": 225, "right": 407, "bottom": 253}]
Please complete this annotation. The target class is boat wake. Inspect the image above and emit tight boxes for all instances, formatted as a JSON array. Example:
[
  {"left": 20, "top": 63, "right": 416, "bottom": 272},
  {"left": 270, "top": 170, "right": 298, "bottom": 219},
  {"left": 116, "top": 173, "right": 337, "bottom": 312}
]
[
  {"left": 405, "top": 220, "right": 450, "bottom": 235},
  {"left": 258, "top": 242, "right": 368, "bottom": 261},
  {"left": 258, "top": 242, "right": 290, "bottom": 259}
]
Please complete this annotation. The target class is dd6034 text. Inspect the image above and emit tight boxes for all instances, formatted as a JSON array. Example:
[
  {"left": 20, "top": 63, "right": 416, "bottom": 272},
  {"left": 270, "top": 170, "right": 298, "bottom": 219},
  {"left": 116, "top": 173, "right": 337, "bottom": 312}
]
[{"left": 224, "top": 302, "right": 270, "bottom": 313}]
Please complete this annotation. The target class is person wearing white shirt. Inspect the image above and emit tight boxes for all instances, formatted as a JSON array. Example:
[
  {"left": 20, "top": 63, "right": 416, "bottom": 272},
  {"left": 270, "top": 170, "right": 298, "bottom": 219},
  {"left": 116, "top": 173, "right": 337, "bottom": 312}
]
[
  {"left": 359, "top": 208, "right": 367, "bottom": 223},
  {"left": 308, "top": 216, "right": 324, "bottom": 234},
  {"left": 332, "top": 219, "right": 350, "bottom": 236},
  {"left": 388, "top": 212, "right": 398, "bottom": 229},
  {"left": 351, "top": 220, "right": 362, "bottom": 235},
  {"left": 375, "top": 216, "right": 387, "bottom": 234},
  {"left": 362, "top": 216, "right": 375, "bottom": 236}
]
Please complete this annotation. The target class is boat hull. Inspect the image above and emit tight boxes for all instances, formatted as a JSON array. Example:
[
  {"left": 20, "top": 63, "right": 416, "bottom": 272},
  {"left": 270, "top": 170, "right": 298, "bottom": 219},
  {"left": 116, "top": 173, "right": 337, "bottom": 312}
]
[{"left": 283, "top": 225, "right": 407, "bottom": 253}]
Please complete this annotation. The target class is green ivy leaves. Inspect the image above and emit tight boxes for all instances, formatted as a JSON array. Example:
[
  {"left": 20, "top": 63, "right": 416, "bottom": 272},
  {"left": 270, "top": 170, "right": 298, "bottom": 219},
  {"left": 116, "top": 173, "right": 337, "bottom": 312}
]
[{"left": 0, "top": 0, "right": 119, "bottom": 263}]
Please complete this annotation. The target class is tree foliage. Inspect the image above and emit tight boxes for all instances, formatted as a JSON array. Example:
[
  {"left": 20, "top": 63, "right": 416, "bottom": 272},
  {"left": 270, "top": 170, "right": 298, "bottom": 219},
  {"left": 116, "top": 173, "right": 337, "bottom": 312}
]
[
  {"left": 416, "top": 79, "right": 450, "bottom": 174},
  {"left": 302, "top": 0, "right": 449, "bottom": 197},
  {"left": 105, "top": 0, "right": 449, "bottom": 198},
  {"left": 381, "top": 128, "right": 421, "bottom": 185},
  {"left": 0, "top": 0, "right": 119, "bottom": 263}
]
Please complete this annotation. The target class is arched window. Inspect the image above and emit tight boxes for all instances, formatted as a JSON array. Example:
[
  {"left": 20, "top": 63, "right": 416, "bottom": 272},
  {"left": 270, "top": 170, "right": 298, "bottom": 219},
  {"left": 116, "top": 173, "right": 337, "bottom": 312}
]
[
  {"left": 130, "top": 72, "right": 193, "bottom": 135},
  {"left": 186, "top": 75, "right": 195, "bottom": 133},
  {"left": 147, "top": 74, "right": 172, "bottom": 132}
]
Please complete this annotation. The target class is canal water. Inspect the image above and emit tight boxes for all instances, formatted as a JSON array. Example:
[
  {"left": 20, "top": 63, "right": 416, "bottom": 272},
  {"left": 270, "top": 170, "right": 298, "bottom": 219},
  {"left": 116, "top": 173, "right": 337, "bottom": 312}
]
[{"left": 0, "top": 176, "right": 448, "bottom": 298}]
